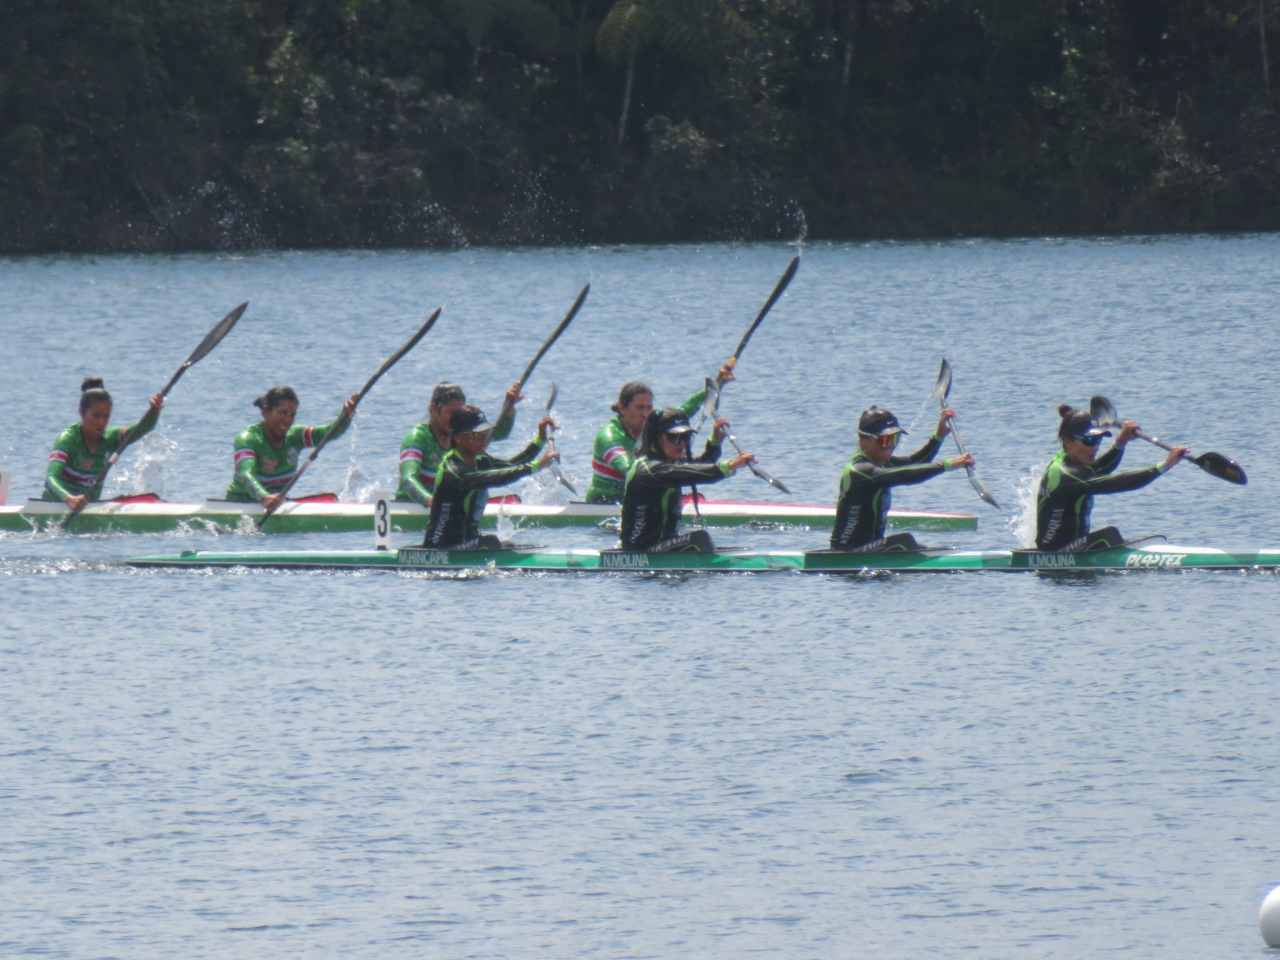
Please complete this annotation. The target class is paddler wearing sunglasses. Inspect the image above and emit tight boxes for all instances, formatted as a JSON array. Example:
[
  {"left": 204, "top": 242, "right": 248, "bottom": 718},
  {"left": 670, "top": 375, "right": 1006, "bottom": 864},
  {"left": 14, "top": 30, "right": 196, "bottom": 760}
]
[
  {"left": 618, "top": 408, "right": 755, "bottom": 553},
  {"left": 1035, "top": 404, "right": 1187, "bottom": 551},
  {"left": 423, "top": 405, "right": 559, "bottom": 549},
  {"left": 830, "top": 406, "right": 973, "bottom": 552}
]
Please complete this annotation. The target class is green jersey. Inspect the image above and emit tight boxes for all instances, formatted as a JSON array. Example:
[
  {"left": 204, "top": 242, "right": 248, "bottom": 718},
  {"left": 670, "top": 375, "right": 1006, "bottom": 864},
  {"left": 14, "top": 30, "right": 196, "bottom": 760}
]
[
  {"left": 584, "top": 384, "right": 708, "bottom": 503},
  {"left": 226, "top": 417, "right": 350, "bottom": 501},
  {"left": 43, "top": 408, "right": 160, "bottom": 501},
  {"left": 395, "top": 409, "right": 514, "bottom": 504}
]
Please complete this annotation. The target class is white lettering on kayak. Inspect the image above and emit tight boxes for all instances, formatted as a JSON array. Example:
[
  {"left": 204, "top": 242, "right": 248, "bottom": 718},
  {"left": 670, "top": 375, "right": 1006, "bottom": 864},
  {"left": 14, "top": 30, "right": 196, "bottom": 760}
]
[
  {"left": 600, "top": 552, "right": 650, "bottom": 568},
  {"left": 1026, "top": 552, "right": 1081, "bottom": 569},
  {"left": 1124, "top": 553, "right": 1185, "bottom": 568},
  {"left": 399, "top": 548, "right": 451, "bottom": 565}
]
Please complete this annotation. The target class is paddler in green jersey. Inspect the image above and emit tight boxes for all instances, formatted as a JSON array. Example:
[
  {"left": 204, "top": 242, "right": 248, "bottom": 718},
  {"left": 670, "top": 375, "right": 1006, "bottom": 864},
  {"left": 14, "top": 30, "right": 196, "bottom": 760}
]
[
  {"left": 585, "top": 360, "right": 737, "bottom": 503},
  {"left": 226, "top": 385, "right": 359, "bottom": 509},
  {"left": 396, "top": 381, "right": 522, "bottom": 504},
  {"left": 43, "top": 377, "right": 165, "bottom": 509}
]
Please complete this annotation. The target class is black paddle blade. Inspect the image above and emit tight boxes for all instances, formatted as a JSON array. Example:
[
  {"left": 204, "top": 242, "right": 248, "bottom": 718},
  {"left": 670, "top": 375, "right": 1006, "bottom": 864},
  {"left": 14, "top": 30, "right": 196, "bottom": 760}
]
[
  {"left": 1194, "top": 451, "right": 1247, "bottom": 485},
  {"left": 1089, "top": 395, "right": 1118, "bottom": 426},
  {"left": 749, "top": 463, "right": 791, "bottom": 495},
  {"left": 357, "top": 307, "right": 442, "bottom": 402},
  {"left": 934, "top": 359, "right": 953, "bottom": 404},
  {"left": 189, "top": 302, "right": 248, "bottom": 366},
  {"left": 734, "top": 255, "right": 800, "bottom": 360}
]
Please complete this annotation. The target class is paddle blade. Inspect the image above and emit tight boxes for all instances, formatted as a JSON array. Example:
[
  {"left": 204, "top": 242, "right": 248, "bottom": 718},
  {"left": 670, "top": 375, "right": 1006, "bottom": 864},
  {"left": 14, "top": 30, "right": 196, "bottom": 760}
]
[
  {"left": 734, "top": 254, "right": 800, "bottom": 360},
  {"left": 546, "top": 382, "right": 558, "bottom": 413},
  {"left": 1089, "top": 395, "right": 1119, "bottom": 427},
  {"left": 696, "top": 376, "right": 721, "bottom": 431},
  {"left": 966, "top": 467, "right": 1001, "bottom": 508},
  {"left": 357, "top": 307, "right": 442, "bottom": 402},
  {"left": 933, "top": 359, "right": 953, "bottom": 404},
  {"left": 749, "top": 463, "right": 791, "bottom": 495},
  {"left": 1194, "top": 451, "right": 1247, "bottom": 485},
  {"left": 188, "top": 302, "right": 248, "bottom": 366}
]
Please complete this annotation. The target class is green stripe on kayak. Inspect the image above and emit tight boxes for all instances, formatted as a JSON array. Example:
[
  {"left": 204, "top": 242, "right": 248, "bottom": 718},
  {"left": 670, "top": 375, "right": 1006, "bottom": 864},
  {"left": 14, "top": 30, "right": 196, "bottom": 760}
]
[{"left": 122, "top": 544, "right": 1280, "bottom": 573}]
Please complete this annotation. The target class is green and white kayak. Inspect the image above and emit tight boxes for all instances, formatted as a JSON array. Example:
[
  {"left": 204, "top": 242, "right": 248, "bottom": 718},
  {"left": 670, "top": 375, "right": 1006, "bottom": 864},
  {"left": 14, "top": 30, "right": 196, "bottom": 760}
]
[
  {"left": 0, "top": 499, "right": 977, "bottom": 535},
  {"left": 123, "top": 542, "right": 1280, "bottom": 573}
]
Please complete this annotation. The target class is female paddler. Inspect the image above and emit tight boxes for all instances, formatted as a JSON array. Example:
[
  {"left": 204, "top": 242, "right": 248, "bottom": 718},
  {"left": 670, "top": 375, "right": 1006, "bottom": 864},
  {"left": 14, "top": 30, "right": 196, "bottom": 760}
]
[
  {"left": 423, "top": 405, "right": 559, "bottom": 549},
  {"left": 830, "top": 406, "right": 972, "bottom": 552},
  {"left": 618, "top": 408, "right": 754, "bottom": 552},
  {"left": 1035, "top": 404, "right": 1187, "bottom": 551},
  {"left": 226, "top": 386, "right": 359, "bottom": 509},
  {"left": 396, "top": 381, "right": 522, "bottom": 504},
  {"left": 44, "top": 378, "right": 165, "bottom": 509},
  {"left": 585, "top": 361, "right": 737, "bottom": 503}
]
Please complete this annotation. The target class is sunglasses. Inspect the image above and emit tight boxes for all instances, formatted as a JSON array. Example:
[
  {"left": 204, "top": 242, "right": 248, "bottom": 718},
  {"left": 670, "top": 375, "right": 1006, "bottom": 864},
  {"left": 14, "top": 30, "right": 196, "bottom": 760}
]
[
  {"left": 867, "top": 432, "right": 900, "bottom": 449},
  {"left": 664, "top": 432, "right": 690, "bottom": 443},
  {"left": 1071, "top": 433, "right": 1104, "bottom": 448}
]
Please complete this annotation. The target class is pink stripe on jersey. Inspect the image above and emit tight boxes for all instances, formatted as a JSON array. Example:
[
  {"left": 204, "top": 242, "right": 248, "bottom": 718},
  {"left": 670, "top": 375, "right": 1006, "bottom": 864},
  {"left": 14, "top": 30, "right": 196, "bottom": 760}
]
[
  {"left": 602, "top": 445, "right": 627, "bottom": 463},
  {"left": 400, "top": 448, "right": 423, "bottom": 462},
  {"left": 234, "top": 448, "right": 255, "bottom": 464},
  {"left": 49, "top": 450, "right": 69, "bottom": 463},
  {"left": 303, "top": 426, "right": 315, "bottom": 447}
]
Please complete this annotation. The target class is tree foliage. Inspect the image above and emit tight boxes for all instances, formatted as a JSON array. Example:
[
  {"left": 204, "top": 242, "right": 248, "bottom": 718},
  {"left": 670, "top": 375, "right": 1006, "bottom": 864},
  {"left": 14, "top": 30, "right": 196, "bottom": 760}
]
[{"left": 2, "top": 0, "right": 1279, "bottom": 252}]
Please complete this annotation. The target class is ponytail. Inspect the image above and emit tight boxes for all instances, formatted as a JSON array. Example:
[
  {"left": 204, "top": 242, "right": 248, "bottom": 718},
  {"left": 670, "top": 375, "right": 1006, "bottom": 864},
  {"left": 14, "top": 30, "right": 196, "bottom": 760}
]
[
  {"left": 611, "top": 381, "right": 651, "bottom": 414},
  {"left": 79, "top": 377, "right": 111, "bottom": 415},
  {"left": 253, "top": 385, "right": 299, "bottom": 413}
]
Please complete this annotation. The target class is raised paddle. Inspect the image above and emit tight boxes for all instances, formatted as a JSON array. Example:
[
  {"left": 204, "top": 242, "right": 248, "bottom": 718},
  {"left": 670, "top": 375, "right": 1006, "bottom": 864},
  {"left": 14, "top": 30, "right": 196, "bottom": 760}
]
[
  {"left": 933, "top": 359, "right": 1000, "bottom": 509},
  {"left": 695, "top": 255, "right": 800, "bottom": 431},
  {"left": 1089, "top": 395, "right": 1247, "bottom": 485},
  {"left": 257, "top": 308, "right": 442, "bottom": 527},
  {"left": 542, "top": 384, "right": 578, "bottom": 495},
  {"left": 701, "top": 378, "right": 791, "bottom": 494},
  {"left": 500, "top": 284, "right": 590, "bottom": 421},
  {"left": 63, "top": 301, "right": 249, "bottom": 527}
]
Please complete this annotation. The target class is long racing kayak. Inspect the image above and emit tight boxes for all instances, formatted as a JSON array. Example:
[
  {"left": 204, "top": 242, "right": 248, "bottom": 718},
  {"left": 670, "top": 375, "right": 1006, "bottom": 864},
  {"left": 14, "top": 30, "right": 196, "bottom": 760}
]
[
  {"left": 123, "top": 543, "right": 1280, "bottom": 573},
  {"left": 1, "top": 499, "right": 978, "bottom": 535}
]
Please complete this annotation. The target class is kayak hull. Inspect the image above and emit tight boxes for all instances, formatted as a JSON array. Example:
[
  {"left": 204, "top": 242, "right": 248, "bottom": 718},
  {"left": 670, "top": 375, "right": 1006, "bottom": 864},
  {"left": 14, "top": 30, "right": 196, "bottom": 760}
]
[
  {"left": 123, "top": 544, "right": 1280, "bottom": 573},
  {"left": 1, "top": 500, "right": 978, "bottom": 534}
]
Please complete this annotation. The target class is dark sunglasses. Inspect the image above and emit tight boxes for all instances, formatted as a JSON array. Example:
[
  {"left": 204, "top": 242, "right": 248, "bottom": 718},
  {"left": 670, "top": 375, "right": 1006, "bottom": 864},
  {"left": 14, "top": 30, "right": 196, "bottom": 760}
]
[{"left": 1071, "top": 433, "right": 1104, "bottom": 448}]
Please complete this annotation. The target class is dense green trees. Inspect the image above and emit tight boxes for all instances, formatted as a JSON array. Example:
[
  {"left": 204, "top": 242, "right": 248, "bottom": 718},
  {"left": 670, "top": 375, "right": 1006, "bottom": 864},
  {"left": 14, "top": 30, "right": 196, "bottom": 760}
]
[{"left": 1, "top": 0, "right": 1277, "bottom": 252}]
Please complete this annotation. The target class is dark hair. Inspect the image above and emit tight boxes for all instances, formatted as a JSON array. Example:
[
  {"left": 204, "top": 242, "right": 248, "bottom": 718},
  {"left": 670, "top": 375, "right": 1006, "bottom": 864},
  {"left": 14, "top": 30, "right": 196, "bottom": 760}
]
[
  {"left": 1056, "top": 403, "right": 1078, "bottom": 439},
  {"left": 79, "top": 377, "right": 112, "bottom": 415},
  {"left": 431, "top": 382, "right": 466, "bottom": 409},
  {"left": 254, "top": 386, "right": 299, "bottom": 412},
  {"left": 639, "top": 408, "right": 691, "bottom": 460},
  {"left": 611, "top": 381, "right": 652, "bottom": 414}
]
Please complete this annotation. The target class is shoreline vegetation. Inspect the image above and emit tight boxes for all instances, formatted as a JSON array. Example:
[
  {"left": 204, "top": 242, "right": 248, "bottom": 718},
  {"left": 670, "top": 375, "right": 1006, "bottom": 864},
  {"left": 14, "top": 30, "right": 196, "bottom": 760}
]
[{"left": 5, "top": 0, "right": 1280, "bottom": 254}]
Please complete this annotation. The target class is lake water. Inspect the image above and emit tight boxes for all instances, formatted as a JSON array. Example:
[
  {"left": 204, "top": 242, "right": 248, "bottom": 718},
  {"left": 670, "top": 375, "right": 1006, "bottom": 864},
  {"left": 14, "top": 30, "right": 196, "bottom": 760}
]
[{"left": 2, "top": 237, "right": 1279, "bottom": 958}]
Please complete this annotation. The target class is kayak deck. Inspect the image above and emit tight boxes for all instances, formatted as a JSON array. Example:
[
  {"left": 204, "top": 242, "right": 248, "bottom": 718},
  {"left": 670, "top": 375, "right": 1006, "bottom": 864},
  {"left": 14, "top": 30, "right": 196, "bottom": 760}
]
[
  {"left": 123, "top": 544, "right": 1280, "bottom": 573},
  {"left": 1, "top": 500, "right": 978, "bottom": 534}
]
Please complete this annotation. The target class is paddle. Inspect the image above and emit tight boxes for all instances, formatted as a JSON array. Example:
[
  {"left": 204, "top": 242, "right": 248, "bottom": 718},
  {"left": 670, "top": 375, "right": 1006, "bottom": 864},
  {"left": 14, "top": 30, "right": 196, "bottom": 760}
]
[
  {"left": 63, "top": 301, "right": 249, "bottom": 527},
  {"left": 257, "top": 308, "right": 442, "bottom": 527},
  {"left": 542, "top": 384, "right": 577, "bottom": 495},
  {"left": 933, "top": 359, "right": 1000, "bottom": 509},
  {"left": 1089, "top": 396, "right": 1247, "bottom": 485},
  {"left": 695, "top": 255, "right": 800, "bottom": 431},
  {"left": 500, "top": 284, "right": 590, "bottom": 421},
  {"left": 702, "top": 378, "right": 791, "bottom": 495}
]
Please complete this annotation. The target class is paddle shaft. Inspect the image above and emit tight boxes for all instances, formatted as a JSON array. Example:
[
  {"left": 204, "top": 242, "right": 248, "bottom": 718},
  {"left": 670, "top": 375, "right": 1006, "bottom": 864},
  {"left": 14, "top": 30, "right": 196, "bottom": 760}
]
[
  {"left": 501, "top": 284, "right": 589, "bottom": 421},
  {"left": 542, "top": 384, "right": 577, "bottom": 495},
  {"left": 259, "top": 308, "right": 441, "bottom": 524},
  {"left": 725, "top": 431, "right": 791, "bottom": 494},
  {"left": 933, "top": 359, "right": 999, "bottom": 508}
]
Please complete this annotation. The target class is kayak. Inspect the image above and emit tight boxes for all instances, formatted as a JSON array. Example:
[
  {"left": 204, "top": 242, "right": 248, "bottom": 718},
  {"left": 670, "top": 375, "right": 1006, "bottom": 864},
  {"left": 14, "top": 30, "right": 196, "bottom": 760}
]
[
  {"left": 1, "top": 499, "right": 978, "bottom": 535},
  {"left": 123, "top": 542, "right": 1280, "bottom": 573}
]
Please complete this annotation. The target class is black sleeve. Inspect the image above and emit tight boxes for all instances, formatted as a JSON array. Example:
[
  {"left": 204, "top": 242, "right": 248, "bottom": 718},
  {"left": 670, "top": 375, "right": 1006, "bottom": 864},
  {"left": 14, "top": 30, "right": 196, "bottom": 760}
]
[
  {"left": 1064, "top": 460, "right": 1163, "bottom": 496},
  {"left": 447, "top": 453, "right": 536, "bottom": 490},
  {"left": 890, "top": 434, "right": 943, "bottom": 467},
  {"left": 694, "top": 438, "right": 723, "bottom": 464},
  {"left": 636, "top": 459, "right": 728, "bottom": 490}
]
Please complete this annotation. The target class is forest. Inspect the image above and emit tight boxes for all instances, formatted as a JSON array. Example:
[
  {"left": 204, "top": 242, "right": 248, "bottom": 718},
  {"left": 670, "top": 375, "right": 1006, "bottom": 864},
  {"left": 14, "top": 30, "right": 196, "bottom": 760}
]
[{"left": 4, "top": 0, "right": 1279, "bottom": 252}]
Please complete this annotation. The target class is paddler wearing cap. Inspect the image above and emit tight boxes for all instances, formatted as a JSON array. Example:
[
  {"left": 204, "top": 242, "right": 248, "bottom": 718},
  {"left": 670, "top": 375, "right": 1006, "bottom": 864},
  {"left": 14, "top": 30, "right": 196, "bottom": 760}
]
[
  {"left": 1035, "top": 404, "right": 1187, "bottom": 551},
  {"left": 585, "top": 361, "right": 737, "bottom": 504},
  {"left": 618, "top": 408, "right": 755, "bottom": 552},
  {"left": 830, "top": 406, "right": 973, "bottom": 552},
  {"left": 396, "top": 381, "right": 522, "bottom": 504},
  {"left": 423, "top": 404, "right": 559, "bottom": 549}
]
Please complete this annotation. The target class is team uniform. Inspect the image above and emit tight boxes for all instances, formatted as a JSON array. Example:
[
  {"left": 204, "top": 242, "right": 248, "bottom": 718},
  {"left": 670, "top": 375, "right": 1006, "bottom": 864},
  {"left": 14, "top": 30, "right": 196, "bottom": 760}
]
[
  {"left": 424, "top": 440, "right": 545, "bottom": 547},
  {"left": 42, "top": 408, "right": 159, "bottom": 501},
  {"left": 619, "top": 438, "right": 729, "bottom": 551},
  {"left": 830, "top": 434, "right": 947, "bottom": 551},
  {"left": 225, "top": 418, "right": 350, "bottom": 501},
  {"left": 395, "top": 409, "right": 514, "bottom": 504},
  {"left": 1035, "top": 446, "right": 1167, "bottom": 551},
  {"left": 585, "top": 385, "right": 709, "bottom": 504}
]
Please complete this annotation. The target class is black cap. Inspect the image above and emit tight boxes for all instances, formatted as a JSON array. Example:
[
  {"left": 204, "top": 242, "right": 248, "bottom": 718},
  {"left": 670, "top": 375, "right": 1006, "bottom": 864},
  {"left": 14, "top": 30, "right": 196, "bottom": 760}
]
[
  {"left": 1061, "top": 410, "right": 1111, "bottom": 440},
  {"left": 449, "top": 405, "right": 495, "bottom": 435},
  {"left": 656, "top": 409, "right": 695, "bottom": 436},
  {"left": 858, "top": 406, "right": 907, "bottom": 438}
]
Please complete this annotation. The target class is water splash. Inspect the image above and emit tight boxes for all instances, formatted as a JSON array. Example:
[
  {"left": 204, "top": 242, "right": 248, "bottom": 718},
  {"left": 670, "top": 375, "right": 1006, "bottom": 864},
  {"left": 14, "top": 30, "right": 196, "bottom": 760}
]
[
  {"left": 111, "top": 431, "right": 177, "bottom": 498},
  {"left": 1007, "top": 460, "right": 1049, "bottom": 547}
]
